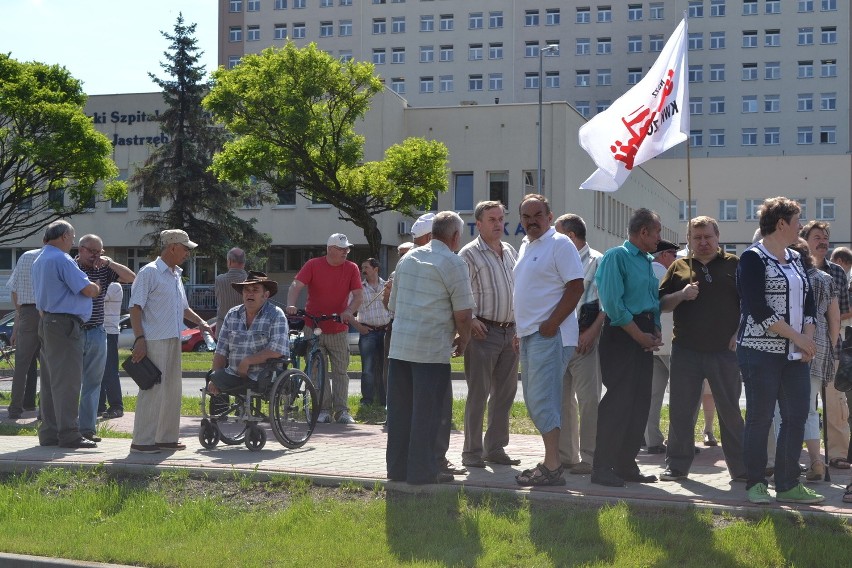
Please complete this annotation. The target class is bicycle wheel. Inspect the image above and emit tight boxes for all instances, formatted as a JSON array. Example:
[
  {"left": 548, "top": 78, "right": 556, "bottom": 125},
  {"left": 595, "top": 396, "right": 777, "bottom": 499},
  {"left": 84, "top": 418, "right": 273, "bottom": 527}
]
[
  {"left": 201, "top": 388, "right": 248, "bottom": 445},
  {"left": 269, "top": 369, "right": 318, "bottom": 449},
  {"left": 307, "top": 349, "right": 327, "bottom": 413}
]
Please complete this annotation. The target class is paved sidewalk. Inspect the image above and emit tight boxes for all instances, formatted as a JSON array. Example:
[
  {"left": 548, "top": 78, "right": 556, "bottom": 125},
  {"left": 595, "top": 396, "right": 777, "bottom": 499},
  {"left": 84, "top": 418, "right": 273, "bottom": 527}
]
[{"left": 2, "top": 408, "right": 850, "bottom": 517}]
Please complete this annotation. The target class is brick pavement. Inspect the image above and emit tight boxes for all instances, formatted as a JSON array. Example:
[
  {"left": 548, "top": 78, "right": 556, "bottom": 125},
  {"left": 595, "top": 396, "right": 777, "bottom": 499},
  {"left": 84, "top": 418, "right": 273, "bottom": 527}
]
[{"left": 1, "top": 407, "right": 850, "bottom": 517}]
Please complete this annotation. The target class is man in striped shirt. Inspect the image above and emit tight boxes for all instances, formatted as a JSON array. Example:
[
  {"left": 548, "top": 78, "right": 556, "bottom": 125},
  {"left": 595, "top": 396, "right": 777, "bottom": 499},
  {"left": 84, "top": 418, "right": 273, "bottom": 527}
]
[{"left": 458, "top": 201, "right": 521, "bottom": 469}]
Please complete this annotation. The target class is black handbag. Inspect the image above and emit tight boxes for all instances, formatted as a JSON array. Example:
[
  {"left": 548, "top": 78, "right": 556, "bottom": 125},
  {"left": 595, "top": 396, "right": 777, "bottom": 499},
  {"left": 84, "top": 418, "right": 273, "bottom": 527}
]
[
  {"left": 122, "top": 355, "right": 162, "bottom": 390},
  {"left": 577, "top": 301, "right": 601, "bottom": 332},
  {"left": 834, "top": 348, "right": 852, "bottom": 393}
]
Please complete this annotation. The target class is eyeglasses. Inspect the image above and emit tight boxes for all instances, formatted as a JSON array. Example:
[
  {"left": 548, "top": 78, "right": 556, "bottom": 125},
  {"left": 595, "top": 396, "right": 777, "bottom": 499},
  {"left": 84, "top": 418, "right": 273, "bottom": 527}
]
[
  {"left": 79, "top": 245, "right": 104, "bottom": 256},
  {"left": 700, "top": 265, "right": 713, "bottom": 283}
]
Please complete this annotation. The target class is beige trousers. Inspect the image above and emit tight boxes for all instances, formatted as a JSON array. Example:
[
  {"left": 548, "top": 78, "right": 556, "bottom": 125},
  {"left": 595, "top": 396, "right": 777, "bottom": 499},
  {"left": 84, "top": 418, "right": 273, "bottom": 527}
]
[{"left": 131, "top": 338, "right": 182, "bottom": 445}]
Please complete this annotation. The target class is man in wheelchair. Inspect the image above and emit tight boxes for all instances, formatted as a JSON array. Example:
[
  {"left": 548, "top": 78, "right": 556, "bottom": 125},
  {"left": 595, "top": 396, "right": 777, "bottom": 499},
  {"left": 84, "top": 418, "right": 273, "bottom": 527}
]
[{"left": 206, "top": 271, "right": 289, "bottom": 396}]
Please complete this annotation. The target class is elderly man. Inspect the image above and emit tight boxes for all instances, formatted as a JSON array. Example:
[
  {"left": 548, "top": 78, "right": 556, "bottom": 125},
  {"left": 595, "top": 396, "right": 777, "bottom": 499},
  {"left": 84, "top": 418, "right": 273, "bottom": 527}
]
[
  {"left": 801, "top": 220, "right": 852, "bottom": 470},
  {"left": 592, "top": 208, "right": 664, "bottom": 487},
  {"left": 32, "top": 220, "right": 100, "bottom": 448},
  {"left": 513, "top": 195, "right": 585, "bottom": 487},
  {"left": 5, "top": 242, "right": 45, "bottom": 420},
  {"left": 458, "top": 201, "right": 520, "bottom": 469},
  {"left": 207, "top": 272, "right": 289, "bottom": 394},
  {"left": 352, "top": 258, "right": 392, "bottom": 407},
  {"left": 75, "top": 234, "right": 135, "bottom": 442},
  {"left": 129, "top": 229, "right": 212, "bottom": 454},
  {"left": 658, "top": 216, "right": 746, "bottom": 482},
  {"left": 386, "top": 211, "right": 475, "bottom": 484},
  {"left": 214, "top": 247, "right": 248, "bottom": 334},
  {"left": 555, "top": 213, "right": 605, "bottom": 476},
  {"left": 286, "top": 233, "right": 363, "bottom": 425}
]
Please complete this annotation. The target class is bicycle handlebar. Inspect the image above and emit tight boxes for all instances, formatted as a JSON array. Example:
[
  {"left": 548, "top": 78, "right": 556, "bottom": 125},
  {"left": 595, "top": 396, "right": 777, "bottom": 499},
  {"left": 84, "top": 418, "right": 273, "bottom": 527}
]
[{"left": 291, "top": 309, "right": 342, "bottom": 325}]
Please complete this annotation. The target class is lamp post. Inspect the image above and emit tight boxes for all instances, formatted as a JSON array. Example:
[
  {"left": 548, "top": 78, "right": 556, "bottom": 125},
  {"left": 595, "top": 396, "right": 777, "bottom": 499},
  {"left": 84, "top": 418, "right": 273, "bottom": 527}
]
[{"left": 538, "top": 44, "right": 559, "bottom": 196}]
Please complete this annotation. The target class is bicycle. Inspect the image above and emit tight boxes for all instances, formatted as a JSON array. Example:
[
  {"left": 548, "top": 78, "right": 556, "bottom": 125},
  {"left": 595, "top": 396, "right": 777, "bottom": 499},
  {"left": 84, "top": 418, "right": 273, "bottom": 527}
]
[
  {"left": 0, "top": 346, "right": 14, "bottom": 399},
  {"left": 287, "top": 310, "right": 341, "bottom": 422}
]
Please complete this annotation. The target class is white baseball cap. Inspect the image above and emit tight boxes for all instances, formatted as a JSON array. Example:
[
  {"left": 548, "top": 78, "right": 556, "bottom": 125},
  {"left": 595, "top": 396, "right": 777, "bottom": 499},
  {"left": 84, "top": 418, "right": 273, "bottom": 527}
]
[
  {"left": 327, "top": 233, "right": 352, "bottom": 248},
  {"left": 411, "top": 213, "right": 436, "bottom": 239}
]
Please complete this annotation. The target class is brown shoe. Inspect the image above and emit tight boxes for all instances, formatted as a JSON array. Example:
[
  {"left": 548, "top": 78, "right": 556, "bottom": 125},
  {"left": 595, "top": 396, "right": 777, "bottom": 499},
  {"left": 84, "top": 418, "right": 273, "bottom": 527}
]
[
  {"left": 569, "top": 462, "right": 594, "bottom": 475},
  {"left": 484, "top": 452, "right": 522, "bottom": 466},
  {"left": 440, "top": 459, "right": 468, "bottom": 475},
  {"left": 130, "top": 444, "right": 161, "bottom": 454},
  {"left": 157, "top": 442, "right": 187, "bottom": 450}
]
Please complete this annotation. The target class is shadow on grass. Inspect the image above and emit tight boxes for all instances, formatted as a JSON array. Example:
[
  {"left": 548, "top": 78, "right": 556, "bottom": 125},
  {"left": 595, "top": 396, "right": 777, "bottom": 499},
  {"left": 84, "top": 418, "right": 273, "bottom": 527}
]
[{"left": 385, "top": 490, "right": 483, "bottom": 566}]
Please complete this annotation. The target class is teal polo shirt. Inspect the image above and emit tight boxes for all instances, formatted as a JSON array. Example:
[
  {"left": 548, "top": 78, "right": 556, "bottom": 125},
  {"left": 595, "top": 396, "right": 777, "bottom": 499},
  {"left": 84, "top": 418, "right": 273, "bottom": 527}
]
[{"left": 595, "top": 240, "right": 661, "bottom": 328}]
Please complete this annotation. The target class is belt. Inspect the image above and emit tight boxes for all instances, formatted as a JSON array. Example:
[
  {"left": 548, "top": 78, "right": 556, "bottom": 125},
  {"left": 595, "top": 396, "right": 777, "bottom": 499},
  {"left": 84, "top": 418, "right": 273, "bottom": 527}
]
[
  {"left": 634, "top": 312, "right": 654, "bottom": 321},
  {"left": 364, "top": 323, "right": 390, "bottom": 332},
  {"left": 83, "top": 323, "right": 101, "bottom": 330},
  {"left": 477, "top": 317, "right": 515, "bottom": 329},
  {"left": 44, "top": 312, "right": 85, "bottom": 326},
  {"left": 20, "top": 303, "right": 36, "bottom": 307}
]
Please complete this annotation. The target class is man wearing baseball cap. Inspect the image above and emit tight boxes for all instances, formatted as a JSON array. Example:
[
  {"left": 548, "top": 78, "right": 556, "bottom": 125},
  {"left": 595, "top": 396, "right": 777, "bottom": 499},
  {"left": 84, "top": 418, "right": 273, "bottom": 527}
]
[
  {"left": 411, "top": 213, "right": 435, "bottom": 245},
  {"left": 286, "top": 233, "right": 363, "bottom": 424}
]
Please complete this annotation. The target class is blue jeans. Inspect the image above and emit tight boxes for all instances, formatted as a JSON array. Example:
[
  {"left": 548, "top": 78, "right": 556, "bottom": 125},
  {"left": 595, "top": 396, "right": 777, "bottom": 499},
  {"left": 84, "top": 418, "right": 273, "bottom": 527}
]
[
  {"left": 738, "top": 347, "right": 810, "bottom": 492},
  {"left": 519, "top": 331, "right": 574, "bottom": 434},
  {"left": 359, "top": 329, "right": 386, "bottom": 406},
  {"left": 78, "top": 325, "right": 107, "bottom": 434},
  {"left": 99, "top": 333, "right": 123, "bottom": 413}
]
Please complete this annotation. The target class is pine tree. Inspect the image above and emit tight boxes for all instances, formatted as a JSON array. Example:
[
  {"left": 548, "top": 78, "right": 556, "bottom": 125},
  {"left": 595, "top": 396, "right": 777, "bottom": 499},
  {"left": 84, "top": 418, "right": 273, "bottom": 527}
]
[{"left": 129, "top": 13, "right": 269, "bottom": 264}]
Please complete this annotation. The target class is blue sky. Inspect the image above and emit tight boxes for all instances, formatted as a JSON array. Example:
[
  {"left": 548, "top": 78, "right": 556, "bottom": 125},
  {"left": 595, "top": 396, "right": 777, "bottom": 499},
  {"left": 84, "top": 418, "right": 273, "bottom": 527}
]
[{"left": 1, "top": 0, "right": 219, "bottom": 95}]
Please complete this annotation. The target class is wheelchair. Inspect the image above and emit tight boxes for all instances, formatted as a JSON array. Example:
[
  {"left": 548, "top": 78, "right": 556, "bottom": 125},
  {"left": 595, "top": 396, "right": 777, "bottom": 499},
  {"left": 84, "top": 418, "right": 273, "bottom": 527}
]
[{"left": 198, "top": 357, "right": 318, "bottom": 452}]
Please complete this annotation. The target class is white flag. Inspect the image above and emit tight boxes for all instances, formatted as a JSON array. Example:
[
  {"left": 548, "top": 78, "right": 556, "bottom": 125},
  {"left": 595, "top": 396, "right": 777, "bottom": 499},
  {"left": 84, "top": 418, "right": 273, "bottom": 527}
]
[{"left": 579, "top": 18, "right": 689, "bottom": 192}]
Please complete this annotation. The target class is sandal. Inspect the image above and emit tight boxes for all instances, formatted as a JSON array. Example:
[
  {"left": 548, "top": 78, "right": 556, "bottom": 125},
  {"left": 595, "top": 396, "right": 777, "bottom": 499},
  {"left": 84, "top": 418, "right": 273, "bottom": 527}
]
[
  {"left": 844, "top": 483, "right": 852, "bottom": 504},
  {"left": 829, "top": 457, "right": 852, "bottom": 469},
  {"left": 515, "top": 463, "right": 566, "bottom": 487}
]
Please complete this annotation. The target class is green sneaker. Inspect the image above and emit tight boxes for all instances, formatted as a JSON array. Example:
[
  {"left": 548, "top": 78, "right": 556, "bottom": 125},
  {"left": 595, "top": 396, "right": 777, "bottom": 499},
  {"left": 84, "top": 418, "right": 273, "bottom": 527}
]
[
  {"left": 776, "top": 483, "right": 825, "bottom": 504},
  {"left": 747, "top": 482, "right": 771, "bottom": 504}
]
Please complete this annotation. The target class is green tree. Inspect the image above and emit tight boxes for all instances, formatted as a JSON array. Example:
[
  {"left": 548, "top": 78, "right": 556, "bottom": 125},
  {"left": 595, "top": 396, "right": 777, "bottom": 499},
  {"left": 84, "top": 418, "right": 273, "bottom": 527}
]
[
  {"left": 128, "top": 14, "right": 270, "bottom": 264},
  {"left": 203, "top": 43, "right": 449, "bottom": 257},
  {"left": 0, "top": 53, "right": 124, "bottom": 245}
]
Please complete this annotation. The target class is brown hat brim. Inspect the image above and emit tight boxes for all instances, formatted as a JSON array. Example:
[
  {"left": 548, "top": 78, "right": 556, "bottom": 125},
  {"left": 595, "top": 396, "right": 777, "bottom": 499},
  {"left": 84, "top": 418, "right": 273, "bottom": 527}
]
[{"left": 231, "top": 280, "right": 278, "bottom": 296}]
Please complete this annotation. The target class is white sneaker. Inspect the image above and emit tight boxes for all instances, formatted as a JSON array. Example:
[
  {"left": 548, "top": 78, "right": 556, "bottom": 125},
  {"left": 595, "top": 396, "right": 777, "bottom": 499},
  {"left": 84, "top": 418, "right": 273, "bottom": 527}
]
[
  {"left": 337, "top": 412, "right": 356, "bottom": 424},
  {"left": 316, "top": 410, "right": 332, "bottom": 423}
]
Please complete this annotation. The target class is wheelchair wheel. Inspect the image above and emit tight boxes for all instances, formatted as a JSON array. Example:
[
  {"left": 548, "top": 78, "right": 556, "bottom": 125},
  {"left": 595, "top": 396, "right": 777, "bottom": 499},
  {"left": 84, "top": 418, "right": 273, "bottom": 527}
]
[
  {"left": 245, "top": 424, "right": 266, "bottom": 452},
  {"left": 270, "top": 369, "right": 318, "bottom": 449},
  {"left": 201, "top": 388, "right": 248, "bottom": 445},
  {"left": 307, "top": 350, "right": 326, "bottom": 413},
  {"left": 199, "top": 418, "right": 219, "bottom": 450}
]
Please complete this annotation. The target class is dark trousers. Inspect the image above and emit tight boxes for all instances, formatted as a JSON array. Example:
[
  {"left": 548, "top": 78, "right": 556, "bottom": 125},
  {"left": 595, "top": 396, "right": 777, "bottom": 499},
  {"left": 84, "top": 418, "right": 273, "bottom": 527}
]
[
  {"left": 593, "top": 317, "right": 654, "bottom": 475},
  {"left": 386, "top": 358, "right": 451, "bottom": 484},
  {"left": 358, "top": 329, "right": 386, "bottom": 406},
  {"left": 9, "top": 305, "right": 40, "bottom": 413},
  {"left": 666, "top": 344, "right": 745, "bottom": 477},
  {"left": 98, "top": 333, "right": 123, "bottom": 412},
  {"left": 38, "top": 313, "right": 84, "bottom": 445}
]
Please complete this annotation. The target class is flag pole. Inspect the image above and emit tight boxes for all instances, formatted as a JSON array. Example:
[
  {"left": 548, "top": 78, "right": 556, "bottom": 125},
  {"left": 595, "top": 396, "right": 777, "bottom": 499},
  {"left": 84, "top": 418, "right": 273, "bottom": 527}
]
[{"left": 686, "top": 139, "right": 694, "bottom": 284}]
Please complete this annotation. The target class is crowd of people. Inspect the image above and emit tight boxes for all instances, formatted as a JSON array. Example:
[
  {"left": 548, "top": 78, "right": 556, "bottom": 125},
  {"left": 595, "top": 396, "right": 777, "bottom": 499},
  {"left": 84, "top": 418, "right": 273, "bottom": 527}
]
[{"left": 5, "top": 195, "right": 852, "bottom": 505}]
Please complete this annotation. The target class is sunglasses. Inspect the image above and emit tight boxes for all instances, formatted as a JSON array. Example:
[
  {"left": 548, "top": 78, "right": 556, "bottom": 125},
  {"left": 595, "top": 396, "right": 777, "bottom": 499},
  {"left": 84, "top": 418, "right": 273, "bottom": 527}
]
[{"left": 700, "top": 265, "right": 712, "bottom": 283}]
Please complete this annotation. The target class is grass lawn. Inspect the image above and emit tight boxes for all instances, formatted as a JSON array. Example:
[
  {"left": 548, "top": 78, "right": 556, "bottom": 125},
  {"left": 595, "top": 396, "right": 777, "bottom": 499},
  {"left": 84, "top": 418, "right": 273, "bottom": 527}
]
[{"left": 0, "top": 468, "right": 849, "bottom": 567}]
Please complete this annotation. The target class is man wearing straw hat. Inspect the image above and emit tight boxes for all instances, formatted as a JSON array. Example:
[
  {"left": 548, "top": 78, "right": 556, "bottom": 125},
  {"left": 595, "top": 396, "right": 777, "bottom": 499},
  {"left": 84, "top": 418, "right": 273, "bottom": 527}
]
[{"left": 207, "top": 271, "right": 289, "bottom": 394}]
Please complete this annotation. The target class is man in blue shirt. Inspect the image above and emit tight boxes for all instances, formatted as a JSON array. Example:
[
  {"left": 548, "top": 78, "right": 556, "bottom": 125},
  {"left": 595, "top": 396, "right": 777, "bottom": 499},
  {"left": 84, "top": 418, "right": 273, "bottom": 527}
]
[
  {"left": 592, "top": 209, "right": 663, "bottom": 487},
  {"left": 32, "top": 221, "right": 100, "bottom": 448}
]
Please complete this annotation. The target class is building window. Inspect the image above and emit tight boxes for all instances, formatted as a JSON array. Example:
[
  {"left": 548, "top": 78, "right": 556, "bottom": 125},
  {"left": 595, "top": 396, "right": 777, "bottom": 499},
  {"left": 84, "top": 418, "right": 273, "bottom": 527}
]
[
  {"left": 546, "top": 9, "right": 561, "bottom": 25},
  {"left": 388, "top": 47, "right": 404, "bottom": 64},
  {"left": 373, "top": 18, "right": 386, "bottom": 34},
  {"left": 628, "top": 68, "right": 643, "bottom": 85},
  {"left": 489, "top": 11, "right": 503, "bottom": 29},
  {"left": 764, "top": 127, "right": 780, "bottom": 145},
  {"left": 798, "top": 0, "right": 814, "bottom": 11},
  {"left": 247, "top": 0, "right": 260, "bottom": 11},
  {"left": 525, "top": 73, "right": 539, "bottom": 90},
  {"left": 419, "top": 15, "right": 433, "bottom": 32},
  {"left": 228, "top": 55, "right": 240, "bottom": 69},
  {"left": 488, "top": 172, "right": 509, "bottom": 206},
  {"left": 743, "top": 0, "right": 758, "bottom": 15},
  {"left": 372, "top": 49, "right": 386, "bottom": 65},
  {"left": 526, "top": 42, "right": 540, "bottom": 58},
  {"left": 597, "top": 69, "right": 612, "bottom": 86},
  {"left": 390, "top": 78, "right": 405, "bottom": 95},
  {"left": 650, "top": 3, "right": 665, "bottom": 19},
  {"left": 688, "top": 1, "right": 704, "bottom": 17},
  {"left": 454, "top": 173, "right": 474, "bottom": 211},
  {"left": 339, "top": 51, "right": 353, "bottom": 62},
  {"left": 745, "top": 199, "right": 762, "bottom": 221},
  {"left": 719, "top": 199, "right": 737, "bottom": 221},
  {"left": 765, "top": 0, "right": 781, "bottom": 14},
  {"left": 274, "top": 0, "right": 287, "bottom": 8},
  {"left": 820, "top": 127, "right": 836, "bottom": 144},
  {"left": 489, "top": 42, "right": 503, "bottom": 60},
  {"left": 420, "top": 45, "right": 434, "bottom": 63},
  {"left": 545, "top": 71, "right": 560, "bottom": 88},
  {"left": 710, "top": 96, "right": 725, "bottom": 114},
  {"left": 575, "top": 101, "right": 591, "bottom": 118},
  {"left": 439, "top": 75, "right": 453, "bottom": 92},
  {"left": 764, "top": 29, "right": 780, "bottom": 47},
  {"left": 798, "top": 93, "right": 813, "bottom": 111},
  {"left": 797, "top": 127, "right": 813, "bottom": 145},
  {"left": 710, "top": 64, "right": 725, "bottom": 81},
  {"left": 822, "top": 0, "right": 837, "bottom": 11},
  {"left": 229, "top": 27, "right": 242, "bottom": 42},
  {"left": 576, "top": 38, "right": 590, "bottom": 55},
  {"left": 709, "top": 129, "right": 725, "bottom": 147},
  {"left": 764, "top": 94, "right": 780, "bottom": 113},
  {"left": 679, "top": 200, "right": 697, "bottom": 221},
  {"left": 742, "top": 63, "right": 757, "bottom": 80},
  {"left": 816, "top": 197, "right": 835, "bottom": 219},
  {"left": 525, "top": 10, "right": 539, "bottom": 26},
  {"left": 597, "top": 6, "right": 612, "bottom": 22},
  {"left": 688, "top": 65, "right": 703, "bottom": 83},
  {"left": 628, "top": 4, "right": 643, "bottom": 20},
  {"left": 597, "top": 38, "right": 612, "bottom": 55},
  {"left": 576, "top": 7, "right": 591, "bottom": 23},
  {"left": 419, "top": 77, "right": 434, "bottom": 93},
  {"left": 689, "top": 97, "right": 704, "bottom": 115},
  {"left": 489, "top": 73, "right": 503, "bottom": 91},
  {"left": 798, "top": 27, "right": 814, "bottom": 45},
  {"left": 798, "top": 61, "right": 814, "bottom": 79},
  {"left": 820, "top": 92, "right": 836, "bottom": 111},
  {"left": 742, "top": 30, "right": 757, "bottom": 48},
  {"left": 320, "top": 0, "right": 333, "bottom": 6},
  {"left": 439, "top": 14, "right": 453, "bottom": 31},
  {"left": 798, "top": 199, "right": 808, "bottom": 220},
  {"left": 710, "top": 32, "right": 726, "bottom": 49},
  {"left": 628, "top": 36, "right": 642, "bottom": 53},
  {"left": 439, "top": 45, "right": 453, "bottom": 62},
  {"left": 468, "top": 44, "right": 483, "bottom": 61},
  {"left": 688, "top": 33, "right": 704, "bottom": 50},
  {"left": 339, "top": 20, "right": 352, "bottom": 36},
  {"left": 821, "top": 59, "right": 837, "bottom": 77},
  {"left": 710, "top": 0, "right": 726, "bottom": 16},
  {"left": 292, "top": 23, "right": 306, "bottom": 38},
  {"left": 649, "top": 35, "right": 664, "bottom": 52},
  {"left": 229, "top": 0, "right": 243, "bottom": 13},
  {"left": 765, "top": 62, "right": 780, "bottom": 80},
  {"left": 318, "top": 22, "right": 332, "bottom": 37},
  {"left": 742, "top": 95, "right": 757, "bottom": 113},
  {"left": 247, "top": 25, "right": 260, "bottom": 41},
  {"left": 391, "top": 16, "right": 406, "bottom": 33},
  {"left": 576, "top": 70, "right": 590, "bottom": 87},
  {"left": 742, "top": 128, "right": 757, "bottom": 145},
  {"left": 469, "top": 12, "right": 483, "bottom": 30},
  {"left": 468, "top": 75, "right": 483, "bottom": 91},
  {"left": 690, "top": 130, "right": 704, "bottom": 147},
  {"left": 596, "top": 100, "right": 612, "bottom": 113},
  {"left": 821, "top": 27, "right": 837, "bottom": 44},
  {"left": 294, "top": 0, "right": 305, "bottom": 7}
]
